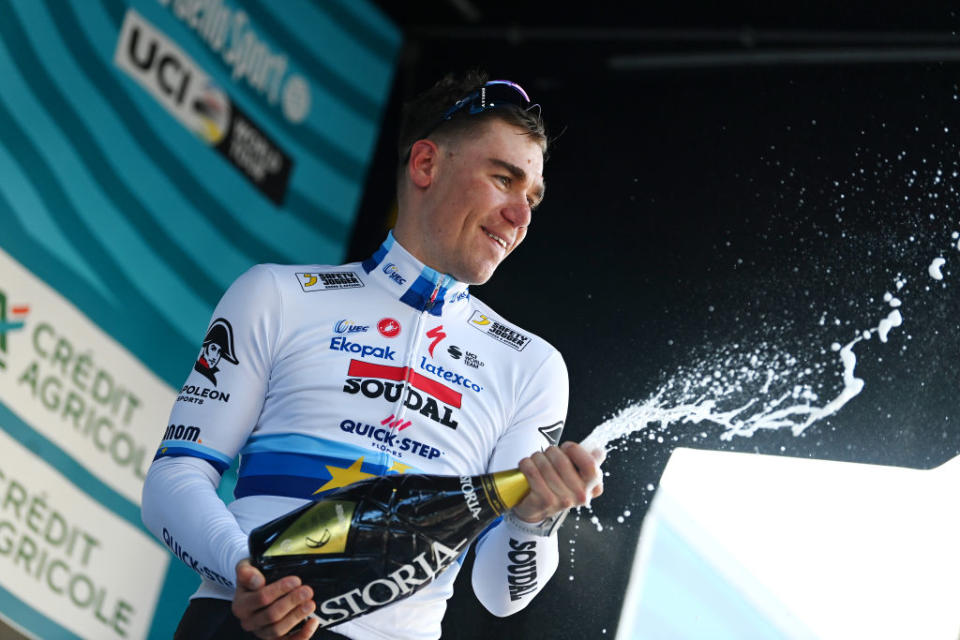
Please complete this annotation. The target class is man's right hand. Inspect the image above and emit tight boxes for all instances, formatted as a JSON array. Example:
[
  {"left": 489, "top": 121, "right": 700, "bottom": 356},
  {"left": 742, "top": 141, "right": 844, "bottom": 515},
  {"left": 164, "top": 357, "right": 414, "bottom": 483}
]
[{"left": 232, "top": 559, "right": 320, "bottom": 639}]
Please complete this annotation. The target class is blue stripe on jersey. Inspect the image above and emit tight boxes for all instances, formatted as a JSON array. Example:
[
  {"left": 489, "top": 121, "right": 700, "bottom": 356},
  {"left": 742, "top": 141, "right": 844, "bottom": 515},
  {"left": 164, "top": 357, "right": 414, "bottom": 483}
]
[
  {"left": 361, "top": 231, "right": 394, "bottom": 273},
  {"left": 235, "top": 432, "right": 420, "bottom": 499},
  {"left": 153, "top": 442, "right": 232, "bottom": 474},
  {"left": 241, "top": 432, "right": 370, "bottom": 458}
]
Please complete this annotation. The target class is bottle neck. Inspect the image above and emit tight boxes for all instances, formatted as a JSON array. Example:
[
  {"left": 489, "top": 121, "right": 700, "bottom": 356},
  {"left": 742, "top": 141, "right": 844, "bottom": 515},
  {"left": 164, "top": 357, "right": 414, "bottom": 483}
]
[{"left": 481, "top": 469, "right": 530, "bottom": 515}]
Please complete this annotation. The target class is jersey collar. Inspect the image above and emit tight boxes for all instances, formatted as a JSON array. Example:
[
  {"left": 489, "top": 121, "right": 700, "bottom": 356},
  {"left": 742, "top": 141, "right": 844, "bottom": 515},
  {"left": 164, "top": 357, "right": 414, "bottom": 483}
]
[{"left": 361, "top": 231, "right": 471, "bottom": 316}]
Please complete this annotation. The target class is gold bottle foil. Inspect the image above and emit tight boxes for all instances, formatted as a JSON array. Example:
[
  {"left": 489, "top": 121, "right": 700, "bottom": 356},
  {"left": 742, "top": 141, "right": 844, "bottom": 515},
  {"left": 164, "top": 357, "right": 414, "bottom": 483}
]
[{"left": 483, "top": 469, "right": 530, "bottom": 514}]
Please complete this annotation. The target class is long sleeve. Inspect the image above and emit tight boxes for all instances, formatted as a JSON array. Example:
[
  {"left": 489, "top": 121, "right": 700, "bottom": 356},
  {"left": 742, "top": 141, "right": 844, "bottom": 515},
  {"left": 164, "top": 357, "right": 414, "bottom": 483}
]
[
  {"left": 141, "top": 264, "right": 282, "bottom": 588},
  {"left": 471, "top": 349, "right": 568, "bottom": 616},
  {"left": 141, "top": 456, "right": 248, "bottom": 588}
]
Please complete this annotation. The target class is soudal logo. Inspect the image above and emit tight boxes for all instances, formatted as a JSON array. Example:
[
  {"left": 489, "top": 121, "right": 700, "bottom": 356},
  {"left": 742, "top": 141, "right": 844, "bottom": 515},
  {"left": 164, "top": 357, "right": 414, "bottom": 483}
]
[
  {"left": 507, "top": 538, "right": 538, "bottom": 601},
  {"left": 418, "top": 357, "right": 482, "bottom": 393},
  {"left": 460, "top": 476, "right": 482, "bottom": 520},
  {"left": 334, "top": 320, "right": 369, "bottom": 334},
  {"left": 314, "top": 538, "right": 467, "bottom": 628},
  {"left": 340, "top": 419, "right": 442, "bottom": 460},
  {"left": 382, "top": 263, "right": 406, "bottom": 286},
  {"left": 162, "top": 423, "right": 203, "bottom": 443},
  {"left": 447, "top": 345, "right": 484, "bottom": 369},
  {"left": 0, "top": 290, "right": 29, "bottom": 372},
  {"left": 377, "top": 318, "right": 400, "bottom": 338},
  {"left": 342, "top": 359, "right": 459, "bottom": 429},
  {"left": 468, "top": 311, "right": 530, "bottom": 351},
  {"left": 329, "top": 337, "right": 396, "bottom": 361},
  {"left": 298, "top": 272, "right": 364, "bottom": 292}
]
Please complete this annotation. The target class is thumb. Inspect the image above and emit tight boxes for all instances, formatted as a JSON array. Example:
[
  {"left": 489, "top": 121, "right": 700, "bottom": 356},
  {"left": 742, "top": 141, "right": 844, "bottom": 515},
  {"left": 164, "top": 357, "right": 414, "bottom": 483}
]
[{"left": 236, "top": 559, "right": 265, "bottom": 590}]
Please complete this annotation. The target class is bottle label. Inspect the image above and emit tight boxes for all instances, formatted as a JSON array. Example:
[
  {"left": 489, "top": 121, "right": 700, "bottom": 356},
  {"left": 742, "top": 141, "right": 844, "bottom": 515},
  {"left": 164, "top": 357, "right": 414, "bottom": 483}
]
[
  {"left": 314, "top": 538, "right": 467, "bottom": 628},
  {"left": 262, "top": 500, "right": 355, "bottom": 557}
]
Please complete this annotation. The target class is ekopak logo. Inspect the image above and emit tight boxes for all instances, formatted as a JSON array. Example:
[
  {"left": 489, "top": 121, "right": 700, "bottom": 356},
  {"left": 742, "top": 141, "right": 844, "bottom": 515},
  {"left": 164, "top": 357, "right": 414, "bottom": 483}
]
[
  {"left": 0, "top": 290, "right": 29, "bottom": 371},
  {"left": 378, "top": 318, "right": 400, "bottom": 338}
]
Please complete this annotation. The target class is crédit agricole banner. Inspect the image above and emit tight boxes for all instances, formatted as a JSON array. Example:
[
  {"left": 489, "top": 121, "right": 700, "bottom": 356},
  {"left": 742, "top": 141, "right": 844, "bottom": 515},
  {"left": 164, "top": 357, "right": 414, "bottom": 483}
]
[{"left": 0, "top": 1, "right": 399, "bottom": 638}]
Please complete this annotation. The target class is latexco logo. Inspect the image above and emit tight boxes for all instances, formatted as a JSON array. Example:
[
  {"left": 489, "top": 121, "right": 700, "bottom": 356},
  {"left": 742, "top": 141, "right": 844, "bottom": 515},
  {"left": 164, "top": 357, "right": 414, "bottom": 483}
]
[{"left": 0, "top": 290, "right": 29, "bottom": 371}]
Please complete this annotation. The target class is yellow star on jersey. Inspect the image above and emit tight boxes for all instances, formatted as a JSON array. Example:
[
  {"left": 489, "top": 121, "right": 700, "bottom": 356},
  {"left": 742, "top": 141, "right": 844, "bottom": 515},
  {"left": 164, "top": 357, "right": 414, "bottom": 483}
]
[
  {"left": 388, "top": 460, "right": 413, "bottom": 474},
  {"left": 313, "top": 457, "right": 376, "bottom": 494}
]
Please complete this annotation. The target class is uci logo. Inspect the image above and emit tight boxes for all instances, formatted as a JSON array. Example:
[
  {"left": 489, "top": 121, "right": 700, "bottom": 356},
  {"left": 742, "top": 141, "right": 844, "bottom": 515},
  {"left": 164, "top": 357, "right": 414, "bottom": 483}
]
[{"left": 114, "top": 9, "right": 230, "bottom": 144}]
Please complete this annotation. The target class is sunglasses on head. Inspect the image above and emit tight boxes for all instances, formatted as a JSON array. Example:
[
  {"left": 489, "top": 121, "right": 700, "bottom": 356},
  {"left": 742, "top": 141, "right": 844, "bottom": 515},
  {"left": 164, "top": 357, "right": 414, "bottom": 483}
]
[
  {"left": 441, "top": 79, "right": 536, "bottom": 120},
  {"left": 407, "top": 80, "right": 540, "bottom": 158}
]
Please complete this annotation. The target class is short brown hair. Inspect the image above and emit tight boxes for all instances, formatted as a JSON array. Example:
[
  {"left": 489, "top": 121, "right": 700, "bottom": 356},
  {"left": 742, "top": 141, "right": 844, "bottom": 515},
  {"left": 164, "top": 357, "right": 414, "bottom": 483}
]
[{"left": 396, "top": 70, "right": 548, "bottom": 181}]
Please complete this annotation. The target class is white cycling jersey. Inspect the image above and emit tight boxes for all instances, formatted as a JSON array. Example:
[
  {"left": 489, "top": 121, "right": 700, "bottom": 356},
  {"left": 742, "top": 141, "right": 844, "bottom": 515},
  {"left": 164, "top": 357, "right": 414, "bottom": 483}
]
[{"left": 141, "top": 232, "right": 569, "bottom": 640}]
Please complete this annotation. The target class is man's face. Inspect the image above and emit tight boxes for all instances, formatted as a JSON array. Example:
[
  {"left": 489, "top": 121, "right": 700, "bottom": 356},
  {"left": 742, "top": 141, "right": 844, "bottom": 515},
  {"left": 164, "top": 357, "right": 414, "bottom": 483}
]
[
  {"left": 203, "top": 342, "right": 222, "bottom": 368},
  {"left": 408, "top": 119, "right": 545, "bottom": 285}
]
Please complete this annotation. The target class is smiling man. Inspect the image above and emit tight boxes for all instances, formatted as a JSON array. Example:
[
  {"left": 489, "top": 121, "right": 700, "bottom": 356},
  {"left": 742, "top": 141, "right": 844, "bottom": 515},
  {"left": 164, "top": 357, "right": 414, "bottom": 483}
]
[{"left": 141, "top": 70, "right": 603, "bottom": 640}]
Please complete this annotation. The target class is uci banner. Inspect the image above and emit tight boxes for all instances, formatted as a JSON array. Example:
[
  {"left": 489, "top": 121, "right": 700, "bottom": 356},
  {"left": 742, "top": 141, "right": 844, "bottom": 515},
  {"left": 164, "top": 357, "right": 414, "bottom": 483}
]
[{"left": 0, "top": 1, "right": 399, "bottom": 638}]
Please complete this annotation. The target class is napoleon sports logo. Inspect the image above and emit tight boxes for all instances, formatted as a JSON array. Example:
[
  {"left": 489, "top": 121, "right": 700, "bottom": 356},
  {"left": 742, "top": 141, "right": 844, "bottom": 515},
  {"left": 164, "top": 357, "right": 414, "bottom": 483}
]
[{"left": 0, "top": 290, "right": 29, "bottom": 371}]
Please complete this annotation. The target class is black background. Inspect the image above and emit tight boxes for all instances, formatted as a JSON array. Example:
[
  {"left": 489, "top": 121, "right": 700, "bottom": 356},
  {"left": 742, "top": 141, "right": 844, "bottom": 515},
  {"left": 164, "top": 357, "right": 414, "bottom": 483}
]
[{"left": 353, "top": 3, "right": 960, "bottom": 637}]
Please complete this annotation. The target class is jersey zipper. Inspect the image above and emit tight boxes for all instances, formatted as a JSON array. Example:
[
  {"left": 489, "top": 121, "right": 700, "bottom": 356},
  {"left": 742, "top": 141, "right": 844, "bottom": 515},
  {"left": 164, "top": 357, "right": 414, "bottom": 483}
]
[{"left": 382, "top": 280, "right": 443, "bottom": 467}]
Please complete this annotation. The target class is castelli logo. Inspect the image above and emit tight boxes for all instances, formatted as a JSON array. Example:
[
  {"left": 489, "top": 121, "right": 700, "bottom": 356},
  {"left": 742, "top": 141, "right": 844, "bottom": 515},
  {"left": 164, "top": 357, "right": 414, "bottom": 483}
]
[{"left": 377, "top": 318, "right": 400, "bottom": 338}]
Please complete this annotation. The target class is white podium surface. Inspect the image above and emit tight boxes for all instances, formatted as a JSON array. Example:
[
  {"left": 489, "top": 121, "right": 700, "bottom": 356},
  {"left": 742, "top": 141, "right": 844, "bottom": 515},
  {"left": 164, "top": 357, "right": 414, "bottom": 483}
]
[{"left": 617, "top": 448, "right": 960, "bottom": 640}]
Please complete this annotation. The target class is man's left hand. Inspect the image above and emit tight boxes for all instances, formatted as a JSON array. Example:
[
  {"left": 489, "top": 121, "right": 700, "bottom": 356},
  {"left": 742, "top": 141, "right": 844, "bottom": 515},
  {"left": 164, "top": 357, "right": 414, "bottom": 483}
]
[{"left": 513, "top": 441, "right": 604, "bottom": 523}]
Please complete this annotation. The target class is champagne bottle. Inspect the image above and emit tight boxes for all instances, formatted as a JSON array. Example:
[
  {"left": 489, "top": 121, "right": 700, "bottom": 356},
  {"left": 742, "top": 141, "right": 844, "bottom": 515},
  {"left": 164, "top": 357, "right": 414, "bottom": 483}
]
[{"left": 249, "top": 469, "right": 530, "bottom": 629}]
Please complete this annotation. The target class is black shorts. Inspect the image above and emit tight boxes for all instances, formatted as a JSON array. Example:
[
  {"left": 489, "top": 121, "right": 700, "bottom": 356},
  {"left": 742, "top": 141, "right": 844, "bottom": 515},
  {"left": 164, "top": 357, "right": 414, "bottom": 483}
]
[{"left": 174, "top": 597, "right": 350, "bottom": 640}]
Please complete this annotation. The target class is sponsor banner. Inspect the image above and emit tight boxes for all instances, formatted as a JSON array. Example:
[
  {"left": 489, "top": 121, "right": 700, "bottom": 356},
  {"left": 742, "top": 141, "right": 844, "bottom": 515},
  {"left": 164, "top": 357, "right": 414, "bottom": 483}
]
[
  {"left": 381, "top": 262, "right": 406, "bottom": 286},
  {"left": 334, "top": 320, "right": 369, "bottom": 335},
  {"left": 425, "top": 325, "right": 446, "bottom": 357},
  {"left": 0, "top": 428, "right": 168, "bottom": 640},
  {"left": 377, "top": 318, "right": 400, "bottom": 338},
  {"left": 418, "top": 357, "right": 483, "bottom": 393},
  {"left": 507, "top": 538, "right": 538, "bottom": 601},
  {"left": 0, "top": 249, "right": 177, "bottom": 506},
  {"left": 329, "top": 337, "right": 396, "bottom": 361},
  {"left": 114, "top": 8, "right": 293, "bottom": 204},
  {"left": 297, "top": 272, "right": 364, "bottom": 292},
  {"left": 538, "top": 421, "right": 564, "bottom": 447},
  {"left": 340, "top": 419, "right": 442, "bottom": 460},
  {"left": 447, "top": 344, "right": 484, "bottom": 369},
  {"left": 468, "top": 311, "right": 531, "bottom": 351}
]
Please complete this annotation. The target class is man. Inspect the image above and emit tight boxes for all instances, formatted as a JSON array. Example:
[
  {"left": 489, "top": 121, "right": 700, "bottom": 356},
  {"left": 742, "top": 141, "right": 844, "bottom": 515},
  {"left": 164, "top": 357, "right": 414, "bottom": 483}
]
[{"left": 141, "top": 70, "right": 603, "bottom": 640}]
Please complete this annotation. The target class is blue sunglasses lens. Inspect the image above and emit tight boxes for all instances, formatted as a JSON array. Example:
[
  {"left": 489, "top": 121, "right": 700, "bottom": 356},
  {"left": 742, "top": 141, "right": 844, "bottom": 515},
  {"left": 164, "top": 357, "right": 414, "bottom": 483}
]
[{"left": 443, "top": 80, "right": 534, "bottom": 120}]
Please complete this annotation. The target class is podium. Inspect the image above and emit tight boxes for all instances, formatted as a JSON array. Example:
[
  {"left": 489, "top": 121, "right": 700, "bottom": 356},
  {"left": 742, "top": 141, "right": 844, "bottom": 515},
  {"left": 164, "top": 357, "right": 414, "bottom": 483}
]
[{"left": 617, "top": 448, "right": 960, "bottom": 639}]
